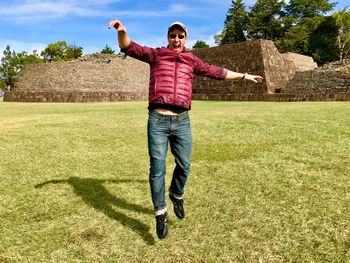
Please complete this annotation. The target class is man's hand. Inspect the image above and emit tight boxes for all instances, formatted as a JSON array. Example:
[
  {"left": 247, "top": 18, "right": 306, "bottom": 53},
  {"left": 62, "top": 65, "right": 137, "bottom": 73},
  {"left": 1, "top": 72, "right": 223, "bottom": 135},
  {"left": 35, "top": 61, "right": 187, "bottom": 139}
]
[
  {"left": 108, "top": 19, "right": 126, "bottom": 32},
  {"left": 245, "top": 74, "right": 263, "bottom": 83},
  {"left": 225, "top": 70, "right": 263, "bottom": 83}
]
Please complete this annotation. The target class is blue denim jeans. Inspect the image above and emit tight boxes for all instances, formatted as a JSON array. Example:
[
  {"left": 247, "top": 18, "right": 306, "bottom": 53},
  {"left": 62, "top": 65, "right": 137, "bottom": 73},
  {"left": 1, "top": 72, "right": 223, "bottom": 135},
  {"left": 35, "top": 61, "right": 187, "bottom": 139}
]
[{"left": 147, "top": 110, "right": 192, "bottom": 216}]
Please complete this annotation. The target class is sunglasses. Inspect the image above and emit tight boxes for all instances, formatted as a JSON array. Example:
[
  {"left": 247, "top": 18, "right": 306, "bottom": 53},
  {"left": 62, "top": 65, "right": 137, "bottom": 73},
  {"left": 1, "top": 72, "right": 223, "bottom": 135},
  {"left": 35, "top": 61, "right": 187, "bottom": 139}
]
[{"left": 169, "top": 34, "right": 186, "bottom": 39}]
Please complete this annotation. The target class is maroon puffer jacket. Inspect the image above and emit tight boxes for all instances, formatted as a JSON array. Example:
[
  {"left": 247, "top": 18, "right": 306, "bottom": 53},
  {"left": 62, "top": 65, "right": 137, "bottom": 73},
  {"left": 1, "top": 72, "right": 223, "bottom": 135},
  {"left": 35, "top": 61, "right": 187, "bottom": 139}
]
[{"left": 122, "top": 41, "right": 228, "bottom": 110}]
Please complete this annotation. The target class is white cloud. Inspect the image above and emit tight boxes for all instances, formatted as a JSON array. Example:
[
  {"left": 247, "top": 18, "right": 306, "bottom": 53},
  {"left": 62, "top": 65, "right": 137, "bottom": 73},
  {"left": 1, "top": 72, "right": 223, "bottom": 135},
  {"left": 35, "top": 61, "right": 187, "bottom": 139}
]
[
  {"left": 0, "top": 0, "right": 121, "bottom": 22},
  {"left": 169, "top": 4, "right": 191, "bottom": 13},
  {"left": 0, "top": 0, "right": 219, "bottom": 22}
]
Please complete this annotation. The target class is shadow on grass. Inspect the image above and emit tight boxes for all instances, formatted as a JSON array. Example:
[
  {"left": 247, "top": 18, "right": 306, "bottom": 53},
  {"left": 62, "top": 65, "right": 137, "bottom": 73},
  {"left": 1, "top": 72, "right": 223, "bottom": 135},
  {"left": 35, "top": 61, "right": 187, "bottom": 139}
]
[{"left": 36, "top": 177, "right": 155, "bottom": 245}]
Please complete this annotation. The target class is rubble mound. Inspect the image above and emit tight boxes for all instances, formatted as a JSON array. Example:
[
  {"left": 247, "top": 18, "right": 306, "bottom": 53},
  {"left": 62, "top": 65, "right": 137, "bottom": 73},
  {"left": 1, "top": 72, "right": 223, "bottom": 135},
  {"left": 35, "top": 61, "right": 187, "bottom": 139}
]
[
  {"left": 284, "top": 59, "right": 350, "bottom": 98},
  {"left": 76, "top": 53, "right": 126, "bottom": 63},
  {"left": 4, "top": 53, "right": 150, "bottom": 102},
  {"left": 317, "top": 59, "right": 350, "bottom": 73}
]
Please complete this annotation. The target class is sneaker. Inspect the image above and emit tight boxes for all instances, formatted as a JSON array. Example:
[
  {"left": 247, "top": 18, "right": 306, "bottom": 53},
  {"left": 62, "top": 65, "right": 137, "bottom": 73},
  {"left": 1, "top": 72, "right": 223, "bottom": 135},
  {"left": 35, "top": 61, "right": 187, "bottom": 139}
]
[
  {"left": 169, "top": 194, "right": 185, "bottom": 219},
  {"left": 155, "top": 212, "right": 168, "bottom": 239}
]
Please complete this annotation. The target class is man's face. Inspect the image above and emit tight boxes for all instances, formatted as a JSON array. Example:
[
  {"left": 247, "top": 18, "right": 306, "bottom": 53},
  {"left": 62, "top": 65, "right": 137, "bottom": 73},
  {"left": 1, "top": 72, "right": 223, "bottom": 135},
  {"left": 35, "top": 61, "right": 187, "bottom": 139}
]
[{"left": 168, "top": 28, "right": 188, "bottom": 53}]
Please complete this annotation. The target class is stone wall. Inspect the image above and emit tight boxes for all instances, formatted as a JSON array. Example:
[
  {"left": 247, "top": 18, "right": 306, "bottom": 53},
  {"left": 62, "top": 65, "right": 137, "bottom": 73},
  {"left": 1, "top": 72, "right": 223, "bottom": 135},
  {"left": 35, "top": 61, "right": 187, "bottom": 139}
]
[
  {"left": 4, "top": 91, "right": 147, "bottom": 103},
  {"left": 192, "top": 40, "right": 349, "bottom": 101},
  {"left": 281, "top": 52, "right": 318, "bottom": 72},
  {"left": 194, "top": 92, "right": 350, "bottom": 101},
  {"left": 283, "top": 59, "right": 350, "bottom": 98},
  {"left": 192, "top": 39, "right": 267, "bottom": 97},
  {"left": 5, "top": 54, "right": 149, "bottom": 102},
  {"left": 191, "top": 39, "right": 313, "bottom": 99}
]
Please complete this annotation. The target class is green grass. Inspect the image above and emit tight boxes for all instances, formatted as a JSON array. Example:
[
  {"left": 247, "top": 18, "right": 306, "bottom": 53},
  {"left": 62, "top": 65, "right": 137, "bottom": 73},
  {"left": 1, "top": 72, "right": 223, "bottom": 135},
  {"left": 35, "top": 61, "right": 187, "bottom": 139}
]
[{"left": 0, "top": 100, "right": 349, "bottom": 262}]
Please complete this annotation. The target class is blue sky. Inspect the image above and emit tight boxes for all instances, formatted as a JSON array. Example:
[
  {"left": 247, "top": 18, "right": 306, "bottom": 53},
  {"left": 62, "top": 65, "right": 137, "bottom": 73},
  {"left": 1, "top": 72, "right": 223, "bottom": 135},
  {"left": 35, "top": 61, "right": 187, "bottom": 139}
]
[{"left": 0, "top": 0, "right": 348, "bottom": 57}]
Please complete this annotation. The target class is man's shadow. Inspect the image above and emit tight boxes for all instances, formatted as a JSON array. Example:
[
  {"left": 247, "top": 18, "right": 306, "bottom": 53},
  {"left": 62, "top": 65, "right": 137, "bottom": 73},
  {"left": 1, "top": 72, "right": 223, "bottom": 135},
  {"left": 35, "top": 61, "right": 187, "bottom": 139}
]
[{"left": 36, "top": 177, "right": 155, "bottom": 245}]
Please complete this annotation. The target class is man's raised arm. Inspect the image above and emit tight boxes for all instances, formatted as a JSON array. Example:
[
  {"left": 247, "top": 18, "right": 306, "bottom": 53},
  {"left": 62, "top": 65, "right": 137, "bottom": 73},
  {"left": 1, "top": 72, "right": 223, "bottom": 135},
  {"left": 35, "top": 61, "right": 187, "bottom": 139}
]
[{"left": 108, "top": 19, "right": 131, "bottom": 49}]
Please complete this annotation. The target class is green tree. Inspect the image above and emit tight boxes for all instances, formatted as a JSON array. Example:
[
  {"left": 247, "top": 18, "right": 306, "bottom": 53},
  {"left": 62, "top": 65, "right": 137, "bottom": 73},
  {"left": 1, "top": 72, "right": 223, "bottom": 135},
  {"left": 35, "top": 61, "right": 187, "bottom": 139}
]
[
  {"left": 218, "top": 0, "right": 340, "bottom": 64},
  {"left": 333, "top": 7, "right": 350, "bottom": 60},
  {"left": 216, "top": 0, "right": 248, "bottom": 45},
  {"left": 0, "top": 46, "right": 21, "bottom": 89},
  {"left": 17, "top": 50, "right": 43, "bottom": 66},
  {"left": 0, "top": 46, "right": 43, "bottom": 90},
  {"left": 247, "top": 0, "right": 286, "bottom": 41},
  {"left": 41, "top": 41, "right": 66, "bottom": 61},
  {"left": 275, "top": 0, "right": 337, "bottom": 63},
  {"left": 65, "top": 43, "right": 83, "bottom": 60},
  {"left": 286, "top": 0, "right": 336, "bottom": 18},
  {"left": 276, "top": 17, "right": 321, "bottom": 54},
  {"left": 0, "top": 81, "right": 5, "bottom": 92},
  {"left": 192, "top": 40, "right": 209, "bottom": 49},
  {"left": 276, "top": 15, "right": 339, "bottom": 64},
  {"left": 101, "top": 44, "right": 115, "bottom": 54},
  {"left": 309, "top": 16, "right": 339, "bottom": 64},
  {"left": 41, "top": 41, "right": 83, "bottom": 62}
]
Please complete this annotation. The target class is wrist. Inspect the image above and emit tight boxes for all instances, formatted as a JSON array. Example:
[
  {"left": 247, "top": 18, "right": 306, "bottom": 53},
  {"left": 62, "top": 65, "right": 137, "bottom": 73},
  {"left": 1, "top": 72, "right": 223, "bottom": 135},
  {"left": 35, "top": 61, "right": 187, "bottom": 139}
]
[
  {"left": 241, "top": 72, "right": 247, "bottom": 80},
  {"left": 118, "top": 26, "right": 127, "bottom": 33}
]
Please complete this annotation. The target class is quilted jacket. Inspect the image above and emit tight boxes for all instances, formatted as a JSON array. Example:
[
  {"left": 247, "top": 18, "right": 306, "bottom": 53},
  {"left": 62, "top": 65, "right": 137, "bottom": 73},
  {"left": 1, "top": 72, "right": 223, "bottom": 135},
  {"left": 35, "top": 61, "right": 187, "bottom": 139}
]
[{"left": 122, "top": 41, "right": 228, "bottom": 110}]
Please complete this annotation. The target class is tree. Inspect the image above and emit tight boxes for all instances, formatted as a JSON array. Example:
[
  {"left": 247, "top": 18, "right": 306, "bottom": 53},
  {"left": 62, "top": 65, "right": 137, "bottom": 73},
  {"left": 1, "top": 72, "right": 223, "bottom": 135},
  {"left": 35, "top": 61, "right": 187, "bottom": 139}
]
[
  {"left": 192, "top": 40, "right": 209, "bottom": 49},
  {"left": 275, "top": 0, "right": 337, "bottom": 63},
  {"left": 65, "top": 43, "right": 83, "bottom": 60},
  {"left": 101, "top": 44, "right": 115, "bottom": 54},
  {"left": 308, "top": 16, "right": 339, "bottom": 64},
  {"left": 41, "top": 41, "right": 66, "bottom": 62},
  {"left": 0, "top": 81, "right": 5, "bottom": 92},
  {"left": 247, "top": 0, "right": 286, "bottom": 41},
  {"left": 17, "top": 50, "right": 43, "bottom": 66},
  {"left": 0, "top": 46, "right": 21, "bottom": 90},
  {"left": 0, "top": 46, "right": 43, "bottom": 90},
  {"left": 276, "top": 15, "right": 339, "bottom": 64},
  {"left": 41, "top": 41, "right": 83, "bottom": 62},
  {"left": 216, "top": 0, "right": 248, "bottom": 45},
  {"left": 217, "top": 0, "right": 340, "bottom": 64},
  {"left": 333, "top": 7, "right": 350, "bottom": 60},
  {"left": 285, "top": 0, "right": 336, "bottom": 18},
  {"left": 276, "top": 17, "right": 321, "bottom": 54}
]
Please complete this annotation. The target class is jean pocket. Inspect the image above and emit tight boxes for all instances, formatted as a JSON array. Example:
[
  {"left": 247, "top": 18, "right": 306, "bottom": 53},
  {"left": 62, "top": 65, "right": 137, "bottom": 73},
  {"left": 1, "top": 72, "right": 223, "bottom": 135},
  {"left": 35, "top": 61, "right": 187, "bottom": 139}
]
[{"left": 148, "top": 114, "right": 163, "bottom": 125}]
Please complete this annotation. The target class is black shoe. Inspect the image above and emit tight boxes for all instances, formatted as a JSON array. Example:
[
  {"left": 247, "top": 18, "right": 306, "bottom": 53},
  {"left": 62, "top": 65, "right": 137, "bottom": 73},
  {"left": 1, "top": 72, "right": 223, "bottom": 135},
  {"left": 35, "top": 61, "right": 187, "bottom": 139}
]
[
  {"left": 169, "top": 194, "right": 185, "bottom": 219},
  {"left": 155, "top": 212, "right": 168, "bottom": 239}
]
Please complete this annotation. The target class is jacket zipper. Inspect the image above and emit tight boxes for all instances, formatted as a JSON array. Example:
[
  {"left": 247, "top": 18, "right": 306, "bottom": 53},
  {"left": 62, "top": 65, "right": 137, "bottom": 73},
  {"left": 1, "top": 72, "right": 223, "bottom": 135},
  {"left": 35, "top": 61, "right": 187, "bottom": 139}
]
[{"left": 173, "top": 59, "right": 178, "bottom": 103}]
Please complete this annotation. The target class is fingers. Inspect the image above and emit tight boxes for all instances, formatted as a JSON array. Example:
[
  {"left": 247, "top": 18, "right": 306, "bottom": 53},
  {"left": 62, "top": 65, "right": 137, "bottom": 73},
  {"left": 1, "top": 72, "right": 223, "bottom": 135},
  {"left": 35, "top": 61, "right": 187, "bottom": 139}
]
[
  {"left": 108, "top": 19, "right": 121, "bottom": 30},
  {"left": 255, "top": 76, "right": 263, "bottom": 83},
  {"left": 248, "top": 75, "right": 263, "bottom": 83},
  {"left": 253, "top": 75, "right": 263, "bottom": 83}
]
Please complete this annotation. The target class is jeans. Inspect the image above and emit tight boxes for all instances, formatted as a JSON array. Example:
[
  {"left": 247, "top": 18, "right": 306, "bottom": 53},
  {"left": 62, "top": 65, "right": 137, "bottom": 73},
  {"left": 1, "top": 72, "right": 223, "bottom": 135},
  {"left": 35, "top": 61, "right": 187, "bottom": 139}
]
[{"left": 147, "top": 110, "right": 192, "bottom": 216}]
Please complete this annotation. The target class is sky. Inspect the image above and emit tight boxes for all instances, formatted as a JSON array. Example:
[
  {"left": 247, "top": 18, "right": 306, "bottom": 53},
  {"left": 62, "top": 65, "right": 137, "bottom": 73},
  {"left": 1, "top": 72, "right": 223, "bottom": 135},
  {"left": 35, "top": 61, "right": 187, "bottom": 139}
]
[{"left": 0, "top": 0, "right": 349, "bottom": 58}]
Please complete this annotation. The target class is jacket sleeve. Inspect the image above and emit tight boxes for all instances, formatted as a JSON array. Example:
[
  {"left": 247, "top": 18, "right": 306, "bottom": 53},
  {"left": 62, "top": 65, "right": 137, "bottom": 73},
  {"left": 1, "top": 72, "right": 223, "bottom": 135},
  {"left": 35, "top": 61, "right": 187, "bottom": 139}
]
[
  {"left": 193, "top": 55, "right": 228, "bottom": 80},
  {"left": 120, "top": 41, "right": 156, "bottom": 64}
]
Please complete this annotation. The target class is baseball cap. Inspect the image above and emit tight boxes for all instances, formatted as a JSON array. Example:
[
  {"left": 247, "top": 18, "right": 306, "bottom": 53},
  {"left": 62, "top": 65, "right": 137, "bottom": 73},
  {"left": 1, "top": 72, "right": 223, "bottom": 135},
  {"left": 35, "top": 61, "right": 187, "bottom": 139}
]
[{"left": 168, "top": 21, "right": 188, "bottom": 35}]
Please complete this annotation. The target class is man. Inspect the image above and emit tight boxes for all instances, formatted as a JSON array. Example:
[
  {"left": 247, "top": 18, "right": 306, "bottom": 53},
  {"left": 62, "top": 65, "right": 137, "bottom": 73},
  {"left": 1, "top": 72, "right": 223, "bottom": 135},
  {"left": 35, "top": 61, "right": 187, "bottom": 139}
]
[{"left": 108, "top": 19, "right": 263, "bottom": 239}]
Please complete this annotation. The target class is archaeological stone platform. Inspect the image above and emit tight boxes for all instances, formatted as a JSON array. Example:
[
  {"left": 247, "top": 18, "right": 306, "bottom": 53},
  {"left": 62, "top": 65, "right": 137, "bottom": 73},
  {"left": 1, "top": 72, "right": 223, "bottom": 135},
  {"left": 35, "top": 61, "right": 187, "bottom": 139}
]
[
  {"left": 191, "top": 39, "right": 349, "bottom": 101},
  {"left": 5, "top": 54, "right": 149, "bottom": 102}
]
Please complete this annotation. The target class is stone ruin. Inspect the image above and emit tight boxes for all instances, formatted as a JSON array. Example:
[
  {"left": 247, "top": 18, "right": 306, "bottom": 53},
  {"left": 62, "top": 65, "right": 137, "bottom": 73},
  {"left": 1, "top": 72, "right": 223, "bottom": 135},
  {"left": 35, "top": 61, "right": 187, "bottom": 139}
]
[
  {"left": 192, "top": 39, "right": 349, "bottom": 101},
  {"left": 4, "top": 39, "right": 350, "bottom": 102},
  {"left": 283, "top": 59, "right": 350, "bottom": 100},
  {"left": 4, "top": 54, "right": 149, "bottom": 102}
]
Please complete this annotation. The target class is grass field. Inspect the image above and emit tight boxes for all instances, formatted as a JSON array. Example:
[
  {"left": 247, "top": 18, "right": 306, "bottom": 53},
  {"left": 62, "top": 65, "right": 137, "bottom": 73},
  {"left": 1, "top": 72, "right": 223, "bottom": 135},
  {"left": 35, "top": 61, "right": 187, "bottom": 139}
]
[{"left": 0, "top": 100, "right": 349, "bottom": 262}]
